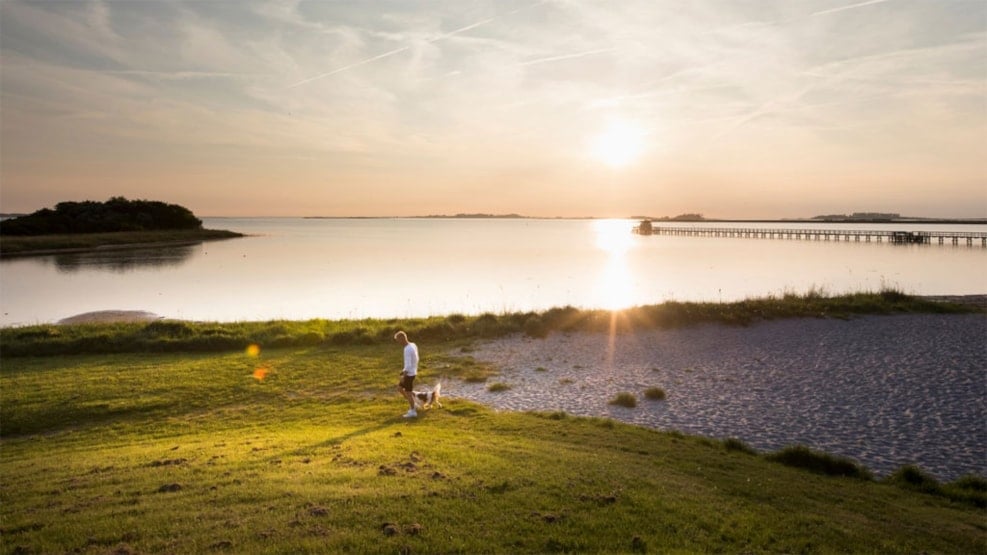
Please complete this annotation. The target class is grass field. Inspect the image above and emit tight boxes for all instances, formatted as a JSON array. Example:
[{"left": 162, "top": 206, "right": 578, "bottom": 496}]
[{"left": 2, "top": 299, "right": 985, "bottom": 553}]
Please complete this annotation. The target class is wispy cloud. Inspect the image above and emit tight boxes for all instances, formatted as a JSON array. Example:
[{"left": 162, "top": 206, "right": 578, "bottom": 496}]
[
  {"left": 286, "top": 14, "right": 501, "bottom": 88},
  {"left": 2, "top": 0, "right": 984, "bottom": 217}
]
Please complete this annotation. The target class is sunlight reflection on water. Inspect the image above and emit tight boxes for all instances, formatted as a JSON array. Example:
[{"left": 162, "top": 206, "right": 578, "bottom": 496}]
[{"left": 1, "top": 218, "right": 984, "bottom": 325}]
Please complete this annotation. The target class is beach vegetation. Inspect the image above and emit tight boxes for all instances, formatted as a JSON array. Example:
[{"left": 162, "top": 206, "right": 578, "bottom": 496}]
[
  {"left": 2, "top": 291, "right": 977, "bottom": 357},
  {"left": 1, "top": 346, "right": 983, "bottom": 553},
  {"left": 643, "top": 387, "right": 666, "bottom": 400},
  {"left": 522, "top": 314, "right": 549, "bottom": 338},
  {"left": 487, "top": 382, "right": 512, "bottom": 392},
  {"left": 766, "top": 445, "right": 873, "bottom": 480},
  {"left": 723, "top": 438, "right": 758, "bottom": 455},
  {"left": 886, "top": 465, "right": 942, "bottom": 494},
  {"left": 942, "top": 475, "right": 987, "bottom": 508},
  {"left": 609, "top": 392, "right": 637, "bottom": 408},
  {"left": 885, "top": 466, "right": 987, "bottom": 508}
]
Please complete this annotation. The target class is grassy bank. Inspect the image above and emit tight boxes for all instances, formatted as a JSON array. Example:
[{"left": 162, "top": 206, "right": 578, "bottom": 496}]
[
  {"left": 0, "top": 228, "right": 243, "bottom": 257},
  {"left": 1, "top": 290, "right": 979, "bottom": 357},
  {"left": 2, "top": 344, "right": 984, "bottom": 554}
]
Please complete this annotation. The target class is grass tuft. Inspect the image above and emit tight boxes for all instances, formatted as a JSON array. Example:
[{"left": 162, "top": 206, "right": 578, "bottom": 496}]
[
  {"left": 766, "top": 445, "right": 872, "bottom": 480},
  {"left": 885, "top": 466, "right": 987, "bottom": 508},
  {"left": 643, "top": 387, "right": 666, "bottom": 400},
  {"left": 724, "top": 438, "right": 758, "bottom": 455},
  {"left": 487, "top": 382, "right": 512, "bottom": 392},
  {"left": 886, "top": 465, "right": 941, "bottom": 493},
  {"left": 609, "top": 392, "right": 637, "bottom": 408}
]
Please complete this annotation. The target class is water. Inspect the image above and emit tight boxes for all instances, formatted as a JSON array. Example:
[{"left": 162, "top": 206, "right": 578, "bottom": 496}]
[{"left": 1, "top": 218, "right": 985, "bottom": 326}]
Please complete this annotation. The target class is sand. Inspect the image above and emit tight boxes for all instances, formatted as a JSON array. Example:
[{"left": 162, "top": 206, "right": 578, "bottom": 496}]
[
  {"left": 57, "top": 310, "right": 161, "bottom": 324},
  {"left": 449, "top": 313, "right": 987, "bottom": 481}
]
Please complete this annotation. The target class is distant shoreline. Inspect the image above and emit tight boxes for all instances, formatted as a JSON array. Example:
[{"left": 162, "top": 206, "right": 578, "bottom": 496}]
[
  {"left": 295, "top": 215, "right": 987, "bottom": 224},
  {"left": 48, "top": 294, "right": 987, "bottom": 325},
  {"left": 0, "top": 228, "right": 243, "bottom": 258}
]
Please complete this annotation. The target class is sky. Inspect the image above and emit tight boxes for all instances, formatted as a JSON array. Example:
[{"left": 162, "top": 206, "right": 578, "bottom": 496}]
[{"left": 1, "top": 0, "right": 985, "bottom": 218}]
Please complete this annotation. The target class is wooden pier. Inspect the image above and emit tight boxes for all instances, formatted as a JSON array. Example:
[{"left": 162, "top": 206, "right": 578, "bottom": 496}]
[{"left": 633, "top": 223, "right": 987, "bottom": 247}]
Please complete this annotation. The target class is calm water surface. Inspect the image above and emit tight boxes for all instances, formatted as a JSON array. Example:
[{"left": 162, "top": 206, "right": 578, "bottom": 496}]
[{"left": 1, "top": 218, "right": 985, "bottom": 326}]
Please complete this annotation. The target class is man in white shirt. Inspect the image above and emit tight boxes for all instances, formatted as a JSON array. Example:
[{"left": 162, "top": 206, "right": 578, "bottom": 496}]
[{"left": 394, "top": 331, "right": 420, "bottom": 418}]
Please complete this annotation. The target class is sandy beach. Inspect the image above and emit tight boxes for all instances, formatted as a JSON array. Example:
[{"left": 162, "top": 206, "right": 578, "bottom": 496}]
[
  {"left": 56, "top": 310, "right": 161, "bottom": 325},
  {"left": 450, "top": 313, "right": 986, "bottom": 481}
]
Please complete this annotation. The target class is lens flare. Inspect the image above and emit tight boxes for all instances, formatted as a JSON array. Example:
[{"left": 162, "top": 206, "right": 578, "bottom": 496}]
[
  {"left": 253, "top": 367, "right": 269, "bottom": 381},
  {"left": 246, "top": 344, "right": 261, "bottom": 357}
]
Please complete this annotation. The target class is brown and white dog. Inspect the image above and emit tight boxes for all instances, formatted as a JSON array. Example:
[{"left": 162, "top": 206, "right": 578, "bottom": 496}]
[{"left": 413, "top": 382, "right": 442, "bottom": 410}]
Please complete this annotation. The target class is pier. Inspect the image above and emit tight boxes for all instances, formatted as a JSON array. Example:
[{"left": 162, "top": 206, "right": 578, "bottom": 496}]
[{"left": 634, "top": 223, "right": 987, "bottom": 247}]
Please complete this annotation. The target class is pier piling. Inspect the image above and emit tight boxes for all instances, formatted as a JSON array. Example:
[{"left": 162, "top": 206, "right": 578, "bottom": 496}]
[{"left": 633, "top": 224, "right": 987, "bottom": 247}]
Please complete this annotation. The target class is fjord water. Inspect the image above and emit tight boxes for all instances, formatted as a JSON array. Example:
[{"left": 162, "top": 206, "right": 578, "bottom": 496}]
[{"left": 1, "top": 218, "right": 985, "bottom": 326}]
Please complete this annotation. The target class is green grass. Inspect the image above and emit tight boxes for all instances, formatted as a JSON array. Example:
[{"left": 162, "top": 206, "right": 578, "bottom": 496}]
[
  {"left": 2, "top": 294, "right": 985, "bottom": 552},
  {"left": 2, "top": 290, "right": 979, "bottom": 357},
  {"left": 1, "top": 345, "right": 984, "bottom": 554},
  {"left": 0, "top": 228, "right": 243, "bottom": 256}
]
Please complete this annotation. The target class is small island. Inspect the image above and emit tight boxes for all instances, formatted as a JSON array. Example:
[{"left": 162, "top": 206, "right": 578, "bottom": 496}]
[{"left": 0, "top": 197, "right": 243, "bottom": 257}]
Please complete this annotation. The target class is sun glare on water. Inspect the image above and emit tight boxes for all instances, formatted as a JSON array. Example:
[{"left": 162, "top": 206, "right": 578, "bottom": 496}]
[
  {"left": 593, "top": 219, "right": 636, "bottom": 310},
  {"left": 594, "top": 219, "right": 635, "bottom": 255}
]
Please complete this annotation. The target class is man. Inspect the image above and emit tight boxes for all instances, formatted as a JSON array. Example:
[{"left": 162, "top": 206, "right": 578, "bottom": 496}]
[{"left": 394, "top": 331, "right": 420, "bottom": 418}]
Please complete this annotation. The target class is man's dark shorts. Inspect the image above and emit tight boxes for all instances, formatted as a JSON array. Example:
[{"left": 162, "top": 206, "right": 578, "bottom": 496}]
[{"left": 399, "top": 374, "right": 415, "bottom": 392}]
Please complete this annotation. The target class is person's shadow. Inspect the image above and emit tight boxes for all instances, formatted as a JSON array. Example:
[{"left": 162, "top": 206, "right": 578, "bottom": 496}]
[{"left": 274, "top": 417, "right": 416, "bottom": 462}]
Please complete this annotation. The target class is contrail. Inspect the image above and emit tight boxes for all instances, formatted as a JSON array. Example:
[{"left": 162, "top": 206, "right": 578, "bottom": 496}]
[
  {"left": 287, "top": 45, "right": 411, "bottom": 88},
  {"left": 286, "top": 13, "right": 500, "bottom": 89},
  {"left": 713, "top": 82, "right": 818, "bottom": 140},
  {"left": 518, "top": 47, "right": 612, "bottom": 67},
  {"left": 811, "top": 0, "right": 892, "bottom": 17}
]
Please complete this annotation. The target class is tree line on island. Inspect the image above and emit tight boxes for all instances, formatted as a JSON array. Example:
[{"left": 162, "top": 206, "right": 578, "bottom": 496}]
[{"left": 0, "top": 197, "right": 203, "bottom": 235}]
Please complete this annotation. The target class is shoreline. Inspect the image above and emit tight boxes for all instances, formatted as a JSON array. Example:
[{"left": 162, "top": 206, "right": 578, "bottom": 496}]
[
  {"left": 0, "top": 228, "right": 243, "bottom": 258},
  {"left": 44, "top": 294, "right": 987, "bottom": 325},
  {"left": 451, "top": 313, "right": 987, "bottom": 481}
]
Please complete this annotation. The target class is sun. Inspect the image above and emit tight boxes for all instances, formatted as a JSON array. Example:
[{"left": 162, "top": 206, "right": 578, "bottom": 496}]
[{"left": 590, "top": 118, "right": 646, "bottom": 168}]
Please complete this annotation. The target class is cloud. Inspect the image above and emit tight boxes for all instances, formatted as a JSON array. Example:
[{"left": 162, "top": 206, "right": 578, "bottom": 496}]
[
  {"left": 286, "top": 12, "right": 504, "bottom": 88},
  {"left": 2, "top": 0, "right": 984, "bottom": 216}
]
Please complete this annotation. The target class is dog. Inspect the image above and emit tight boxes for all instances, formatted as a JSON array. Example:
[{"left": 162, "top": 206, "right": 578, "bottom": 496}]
[{"left": 412, "top": 382, "right": 442, "bottom": 410}]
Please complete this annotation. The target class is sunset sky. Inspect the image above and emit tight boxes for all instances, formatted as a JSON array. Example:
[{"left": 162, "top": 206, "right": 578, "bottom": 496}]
[{"left": 1, "top": 0, "right": 984, "bottom": 218}]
